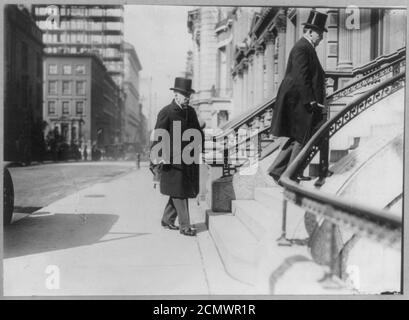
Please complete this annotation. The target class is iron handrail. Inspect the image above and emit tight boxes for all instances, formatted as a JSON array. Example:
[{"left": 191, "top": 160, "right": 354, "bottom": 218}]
[
  {"left": 212, "top": 48, "right": 405, "bottom": 141},
  {"left": 279, "top": 73, "right": 404, "bottom": 246},
  {"left": 204, "top": 48, "right": 405, "bottom": 181}
]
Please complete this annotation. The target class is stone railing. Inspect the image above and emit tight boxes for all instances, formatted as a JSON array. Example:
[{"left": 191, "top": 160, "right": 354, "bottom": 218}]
[{"left": 278, "top": 73, "right": 404, "bottom": 285}]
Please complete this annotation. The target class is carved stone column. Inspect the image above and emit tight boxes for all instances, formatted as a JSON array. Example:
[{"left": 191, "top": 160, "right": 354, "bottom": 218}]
[
  {"left": 233, "top": 71, "right": 243, "bottom": 117},
  {"left": 255, "top": 45, "right": 265, "bottom": 105},
  {"left": 241, "top": 59, "right": 248, "bottom": 114},
  {"left": 248, "top": 55, "right": 254, "bottom": 109},
  {"left": 264, "top": 32, "right": 276, "bottom": 99},
  {"left": 337, "top": 8, "right": 353, "bottom": 70},
  {"left": 276, "top": 15, "right": 287, "bottom": 84}
]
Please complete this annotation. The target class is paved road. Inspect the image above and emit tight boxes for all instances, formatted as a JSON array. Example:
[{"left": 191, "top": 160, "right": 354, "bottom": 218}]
[
  {"left": 8, "top": 161, "right": 137, "bottom": 214},
  {"left": 3, "top": 165, "right": 255, "bottom": 296}
]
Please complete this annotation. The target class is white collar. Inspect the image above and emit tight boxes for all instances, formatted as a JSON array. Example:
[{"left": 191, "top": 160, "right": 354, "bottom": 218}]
[
  {"left": 174, "top": 99, "right": 184, "bottom": 110},
  {"left": 303, "top": 35, "right": 315, "bottom": 49}
]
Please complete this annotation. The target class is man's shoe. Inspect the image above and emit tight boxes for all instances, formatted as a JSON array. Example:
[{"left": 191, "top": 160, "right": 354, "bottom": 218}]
[
  {"left": 180, "top": 228, "right": 196, "bottom": 236},
  {"left": 161, "top": 221, "right": 179, "bottom": 230}
]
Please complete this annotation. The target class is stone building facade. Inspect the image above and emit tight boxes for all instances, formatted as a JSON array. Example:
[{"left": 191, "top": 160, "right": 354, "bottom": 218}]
[
  {"left": 123, "top": 41, "right": 147, "bottom": 152},
  {"left": 43, "top": 54, "right": 121, "bottom": 152},
  {"left": 187, "top": 7, "right": 261, "bottom": 130},
  {"left": 4, "top": 5, "right": 44, "bottom": 163},
  {"left": 188, "top": 7, "right": 406, "bottom": 127}
]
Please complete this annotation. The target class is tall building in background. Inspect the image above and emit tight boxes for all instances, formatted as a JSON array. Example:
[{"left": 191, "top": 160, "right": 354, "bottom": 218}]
[
  {"left": 4, "top": 4, "right": 44, "bottom": 164},
  {"left": 32, "top": 5, "right": 125, "bottom": 87},
  {"left": 123, "top": 41, "right": 147, "bottom": 152},
  {"left": 32, "top": 4, "right": 126, "bottom": 144}
]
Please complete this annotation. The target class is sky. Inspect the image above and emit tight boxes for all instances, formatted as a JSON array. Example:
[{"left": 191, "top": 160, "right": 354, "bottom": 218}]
[{"left": 124, "top": 5, "right": 193, "bottom": 129}]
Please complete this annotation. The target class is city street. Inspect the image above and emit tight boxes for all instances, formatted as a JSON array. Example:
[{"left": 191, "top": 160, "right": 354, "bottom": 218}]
[
  {"left": 3, "top": 162, "right": 255, "bottom": 296},
  {"left": 8, "top": 161, "right": 136, "bottom": 215}
]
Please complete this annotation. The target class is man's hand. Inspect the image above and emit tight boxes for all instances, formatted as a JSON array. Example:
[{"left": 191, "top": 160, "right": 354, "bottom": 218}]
[{"left": 308, "top": 101, "right": 324, "bottom": 113}]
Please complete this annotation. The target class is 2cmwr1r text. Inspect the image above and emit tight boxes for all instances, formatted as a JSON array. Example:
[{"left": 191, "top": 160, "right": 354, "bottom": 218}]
[{"left": 153, "top": 304, "right": 256, "bottom": 317}]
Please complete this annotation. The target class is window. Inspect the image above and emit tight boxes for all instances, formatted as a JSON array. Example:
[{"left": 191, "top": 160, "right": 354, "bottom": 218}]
[
  {"left": 62, "top": 81, "right": 71, "bottom": 95},
  {"left": 21, "top": 42, "right": 28, "bottom": 70},
  {"left": 370, "top": 9, "right": 384, "bottom": 60},
  {"left": 48, "top": 101, "right": 56, "bottom": 114},
  {"left": 91, "top": 35, "right": 102, "bottom": 43},
  {"left": 48, "top": 64, "right": 58, "bottom": 74},
  {"left": 76, "top": 101, "right": 84, "bottom": 114},
  {"left": 62, "top": 64, "right": 72, "bottom": 74},
  {"left": 36, "top": 53, "right": 42, "bottom": 77},
  {"left": 71, "top": 7, "right": 85, "bottom": 16},
  {"left": 76, "top": 64, "right": 86, "bottom": 74},
  {"left": 62, "top": 101, "right": 70, "bottom": 114},
  {"left": 217, "top": 47, "right": 227, "bottom": 95},
  {"left": 76, "top": 81, "right": 86, "bottom": 95},
  {"left": 48, "top": 80, "right": 58, "bottom": 95}
]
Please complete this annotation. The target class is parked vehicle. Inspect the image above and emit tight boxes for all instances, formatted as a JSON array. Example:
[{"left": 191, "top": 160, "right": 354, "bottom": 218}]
[{"left": 3, "top": 164, "right": 14, "bottom": 225}]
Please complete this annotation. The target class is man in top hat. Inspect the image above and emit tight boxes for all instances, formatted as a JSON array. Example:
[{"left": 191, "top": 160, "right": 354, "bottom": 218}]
[
  {"left": 150, "top": 77, "right": 203, "bottom": 236},
  {"left": 268, "top": 10, "right": 328, "bottom": 184}
]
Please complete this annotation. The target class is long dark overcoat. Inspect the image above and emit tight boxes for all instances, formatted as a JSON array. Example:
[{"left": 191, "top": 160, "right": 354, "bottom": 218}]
[
  {"left": 151, "top": 100, "right": 203, "bottom": 198},
  {"left": 270, "top": 37, "right": 326, "bottom": 144}
]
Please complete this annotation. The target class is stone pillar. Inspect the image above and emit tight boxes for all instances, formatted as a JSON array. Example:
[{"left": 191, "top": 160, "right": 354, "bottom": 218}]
[
  {"left": 264, "top": 32, "right": 276, "bottom": 99},
  {"left": 255, "top": 45, "right": 265, "bottom": 105},
  {"left": 199, "top": 7, "right": 218, "bottom": 100},
  {"left": 276, "top": 16, "right": 287, "bottom": 84},
  {"left": 232, "top": 74, "right": 241, "bottom": 118},
  {"left": 247, "top": 55, "right": 254, "bottom": 110},
  {"left": 237, "top": 72, "right": 244, "bottom": 115},
  {"left": 337, "top": 9, "right": 353, "bottom": 70},
  {"left": 241, "top": 59, "right": 249, "bottom": 114},
  {"left": 325, "top": 9, "right": 339, "bottom": 70},
  {"left": 192, "top": 40, "right": 200, "bottom": 96}
]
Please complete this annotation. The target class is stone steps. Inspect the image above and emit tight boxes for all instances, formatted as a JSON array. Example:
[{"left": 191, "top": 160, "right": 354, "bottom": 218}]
[
  {"left": 232, "top": 200, "right": 279, "bottom": 242},
  {"left": 255, "top": 187, "right": 309, "bottom": 240},
  {"left": 207, "top": 185, "right": 310, "bottom": 288},
  {"left": 207, "top": 212, "right": 259, "bottom": 285}
]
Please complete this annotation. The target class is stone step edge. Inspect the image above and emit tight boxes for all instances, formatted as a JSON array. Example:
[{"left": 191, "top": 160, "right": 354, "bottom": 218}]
[{"left": 232, "top": 200, "right": 282, "bottom": 242}]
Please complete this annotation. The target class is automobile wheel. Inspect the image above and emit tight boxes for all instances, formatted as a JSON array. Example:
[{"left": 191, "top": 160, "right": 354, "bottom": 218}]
[{"left": 3, "top": 167, "right": 14, "bottom": 225}]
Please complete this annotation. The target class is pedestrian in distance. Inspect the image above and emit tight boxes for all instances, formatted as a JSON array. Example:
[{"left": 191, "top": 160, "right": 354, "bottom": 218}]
[
  {"left": 136, "top": 152, "right": 141, "bottom": 169},
  {"left": 268, "top": 10, "right": 328, "bottom": 185},
  {"left": 150, "top": 77, "right": 204, "bottom": 237},
  {"left": 83, "top": 145, "right": 88, "bottom": 161}
]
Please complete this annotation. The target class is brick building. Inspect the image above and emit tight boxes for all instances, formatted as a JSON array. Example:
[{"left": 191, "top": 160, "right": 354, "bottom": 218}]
[
  {"left": 32, "top": 4, "right": 127, "bottom": 144},
  {"left": 43, "top": 54, "right": 121, "bottom": 155},
  {"left": 4, "top": 5, "right": 44, "bottom": 163}
]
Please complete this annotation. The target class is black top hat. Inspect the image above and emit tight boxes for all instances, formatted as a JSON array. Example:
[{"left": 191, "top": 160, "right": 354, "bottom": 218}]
[
  {"left": 302, "top": 10, "right": 328, "bottom": 32},
  {"left": 170, "top": 77, "right": 195, "bottom": 95}
]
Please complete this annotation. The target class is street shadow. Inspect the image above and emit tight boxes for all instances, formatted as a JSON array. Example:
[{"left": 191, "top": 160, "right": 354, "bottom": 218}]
[
  {"left": 193, "top": 221, "right": 207, "bottom": 234},
  {"left": 268, "top": 255, "right": 312, "bottom": 294},
  {"left": 13, "top": 206, "right": 43, "bottom": 214},
  {"left": 4, "top": 213, "right": 149, "bottom": 258}
]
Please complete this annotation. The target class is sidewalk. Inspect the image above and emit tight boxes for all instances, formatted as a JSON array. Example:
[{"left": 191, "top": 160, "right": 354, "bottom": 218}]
[{"left": 3, "top": 167, "right": 256, "bottom": 296}]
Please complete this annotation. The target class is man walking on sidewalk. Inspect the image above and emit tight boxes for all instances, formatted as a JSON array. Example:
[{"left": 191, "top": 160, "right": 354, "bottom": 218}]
[
  {"left": 268, "top": 10, "right": 328, "bottom": 184},
  {"left": 150, "top": 77, "right": 203, "bottom": 237}
]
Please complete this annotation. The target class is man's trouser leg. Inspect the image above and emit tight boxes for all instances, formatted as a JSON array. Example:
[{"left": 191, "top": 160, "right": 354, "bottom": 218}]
[
  {"left": 268, "top": 138, "right": 294, "bottom": 180},
  {"left": 171, "top": 198, "right": 191, "bottom": 231},
  {"left": 288, "top": 140, "right": 303, "bottom": 164},
  {"left": 162, "top": 197, "right": 177, "bottom": 225}
]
